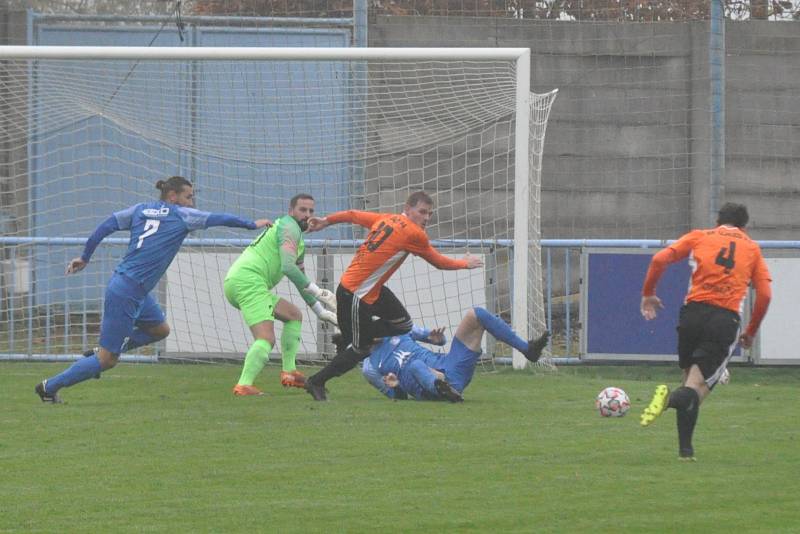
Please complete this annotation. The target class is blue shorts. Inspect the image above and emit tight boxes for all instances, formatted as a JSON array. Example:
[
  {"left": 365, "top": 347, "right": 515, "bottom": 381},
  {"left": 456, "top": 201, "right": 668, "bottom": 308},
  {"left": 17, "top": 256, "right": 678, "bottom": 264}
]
[
  {"left": 99, "top": 273, "right": 165, "bottom": 354},
  {"left": 440, "top": 337, "right": 482, "bottom": 393}
]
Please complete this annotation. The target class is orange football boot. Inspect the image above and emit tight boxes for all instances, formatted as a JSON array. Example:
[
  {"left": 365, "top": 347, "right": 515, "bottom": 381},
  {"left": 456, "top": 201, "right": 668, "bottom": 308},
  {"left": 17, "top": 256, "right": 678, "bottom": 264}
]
[
  {"left": 232, "top": 384, "right": 264, "bottom": 396},
  {"left": 280, "top": 370, "right": 307, "bottom": 389}
]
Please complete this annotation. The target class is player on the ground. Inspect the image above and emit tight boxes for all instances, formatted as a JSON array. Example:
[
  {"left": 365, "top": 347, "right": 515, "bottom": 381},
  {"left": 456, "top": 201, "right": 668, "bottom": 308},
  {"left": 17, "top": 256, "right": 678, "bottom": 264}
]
[
  {"left": 35, "top": 176, "right": 271, "bottom": 403},
  {"left": 361, "top": 307, "right": 550, "bottom": 402},
  {"left": 639, "top": 202, "right": 772, "bottom": 460},
  {"left": 224, "top": 193, "right": 338, "bottom": 396},
  {"left": 302, "top": 191, "right": 483, "bottom": 401}
]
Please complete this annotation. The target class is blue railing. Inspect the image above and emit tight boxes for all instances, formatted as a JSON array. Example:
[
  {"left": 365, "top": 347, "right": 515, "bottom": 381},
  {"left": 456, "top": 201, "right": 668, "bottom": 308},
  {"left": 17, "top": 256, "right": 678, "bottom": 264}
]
[{"left": 2, "top": 236, "right": 799, "bottom": 361}]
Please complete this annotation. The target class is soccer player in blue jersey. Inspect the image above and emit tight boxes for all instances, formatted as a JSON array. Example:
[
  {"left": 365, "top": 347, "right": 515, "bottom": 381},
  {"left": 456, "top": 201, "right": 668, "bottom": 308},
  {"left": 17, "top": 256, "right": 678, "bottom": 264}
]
[
  {"left": 361, "top": 307, "right": 550, "bottom": 402},
  {"left": 35, "top": 176, "right": 271, "bottom": 403}
]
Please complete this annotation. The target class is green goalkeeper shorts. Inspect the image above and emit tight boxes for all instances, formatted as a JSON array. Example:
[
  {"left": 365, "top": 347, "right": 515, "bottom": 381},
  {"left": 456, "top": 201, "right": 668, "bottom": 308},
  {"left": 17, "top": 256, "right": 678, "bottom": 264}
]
[{"left": 223, "top": 270, "right": 279, "bottom": 327}]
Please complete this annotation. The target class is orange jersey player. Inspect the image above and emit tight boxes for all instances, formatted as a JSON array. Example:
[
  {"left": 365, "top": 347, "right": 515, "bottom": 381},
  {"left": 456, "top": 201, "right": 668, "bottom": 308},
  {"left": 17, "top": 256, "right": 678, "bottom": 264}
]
[
  {"left": 303, "top": 191, "right": 483, "bottom": 401},
  {"left": 333, "top": 210, "right": 471, "bottom": 304},
  {"left": 639, "top": 202, "right": 772, "bottom": 460}
]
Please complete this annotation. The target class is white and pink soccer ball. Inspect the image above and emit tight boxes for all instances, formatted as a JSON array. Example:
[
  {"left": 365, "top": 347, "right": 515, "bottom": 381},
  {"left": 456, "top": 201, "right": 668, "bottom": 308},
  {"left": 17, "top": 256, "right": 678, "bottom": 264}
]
[{"left": 596, "top": 387, "right": 631, "bottom": 417}]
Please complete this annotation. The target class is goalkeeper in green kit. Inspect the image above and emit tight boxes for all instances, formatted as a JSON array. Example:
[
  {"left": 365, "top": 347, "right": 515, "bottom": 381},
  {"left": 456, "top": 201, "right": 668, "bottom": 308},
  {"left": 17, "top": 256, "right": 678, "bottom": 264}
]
[{"left": 224, "top": 193, "right": 338, "bottom": 396}]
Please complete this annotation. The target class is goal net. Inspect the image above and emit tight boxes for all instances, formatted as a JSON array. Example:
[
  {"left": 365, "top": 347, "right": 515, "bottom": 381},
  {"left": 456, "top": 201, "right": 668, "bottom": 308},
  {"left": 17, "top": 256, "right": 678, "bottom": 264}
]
[{"left": 0, "top": 46, "right": 556, "bottom": 369}]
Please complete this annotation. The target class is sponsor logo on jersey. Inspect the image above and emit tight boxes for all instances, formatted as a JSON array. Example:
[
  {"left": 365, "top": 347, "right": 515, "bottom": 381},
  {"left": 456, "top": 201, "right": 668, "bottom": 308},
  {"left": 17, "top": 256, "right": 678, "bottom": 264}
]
[
  {"left": 142, "top": 207, "right": 170, "bottom": 217},
  {"left": 391, "top": 349, "right": 411, "bottom": 368}
]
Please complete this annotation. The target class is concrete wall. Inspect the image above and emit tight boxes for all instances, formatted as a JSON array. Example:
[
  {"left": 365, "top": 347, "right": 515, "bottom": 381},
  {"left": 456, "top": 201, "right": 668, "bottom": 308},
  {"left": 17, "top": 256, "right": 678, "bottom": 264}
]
[{"left": 370, "top": 17, "right": 800, "bottom": 241}]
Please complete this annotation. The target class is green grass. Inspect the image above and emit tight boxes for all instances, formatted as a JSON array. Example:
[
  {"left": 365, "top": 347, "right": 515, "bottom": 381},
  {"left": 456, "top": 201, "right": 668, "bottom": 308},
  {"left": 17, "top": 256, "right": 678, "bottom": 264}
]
[{"left": 2, "top": 363, "right": 799, "bottom": 533}]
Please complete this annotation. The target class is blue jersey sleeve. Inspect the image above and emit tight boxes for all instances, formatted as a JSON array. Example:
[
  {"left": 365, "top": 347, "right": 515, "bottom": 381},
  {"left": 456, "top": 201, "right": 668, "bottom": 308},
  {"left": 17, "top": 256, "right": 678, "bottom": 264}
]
[
  {"left": 362, "top": 359, "right": 391, "bottom": 397},
  {"left": 175, "top": 207, "right": 211, "bottom": 231},
  {"left": 80, "top": 215, "right": 120, "bottom": 262},
  {"left": 205, "top": 213, "right": 257, "bottom": 230},
  {"left": 361, "top": 359, "right": 406, "bottom": 400},
  {"left": 112, "top": 204, "right": 138, "bottom": 230},
  {"left": 174, "top": 207, "right": 256, "bottom": 232},
  {"left": 410, "top": 325, "right": 447, "bottom": 346}
]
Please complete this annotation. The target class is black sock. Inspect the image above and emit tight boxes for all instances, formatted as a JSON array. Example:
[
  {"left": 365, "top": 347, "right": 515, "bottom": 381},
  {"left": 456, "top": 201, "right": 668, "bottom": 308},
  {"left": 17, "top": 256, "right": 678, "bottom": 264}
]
[
  {"left": 309, "top": 347, "right": 366, "bottom": 385},
  {"left": 668, "top": 386, "right": 700, "bottom": 456}
]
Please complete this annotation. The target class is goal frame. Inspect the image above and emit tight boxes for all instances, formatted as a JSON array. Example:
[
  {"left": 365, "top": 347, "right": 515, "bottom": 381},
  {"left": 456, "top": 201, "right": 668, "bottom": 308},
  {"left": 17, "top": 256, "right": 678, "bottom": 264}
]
[{"left": 0, "top": 45, "right": 534, "bottom": 368}]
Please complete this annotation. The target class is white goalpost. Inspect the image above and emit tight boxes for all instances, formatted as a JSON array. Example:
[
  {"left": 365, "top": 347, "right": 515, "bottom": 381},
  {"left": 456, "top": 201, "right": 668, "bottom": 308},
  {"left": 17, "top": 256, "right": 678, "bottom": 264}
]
[{"left": 0, "top": 45, "right": 556, "bottom": 369}]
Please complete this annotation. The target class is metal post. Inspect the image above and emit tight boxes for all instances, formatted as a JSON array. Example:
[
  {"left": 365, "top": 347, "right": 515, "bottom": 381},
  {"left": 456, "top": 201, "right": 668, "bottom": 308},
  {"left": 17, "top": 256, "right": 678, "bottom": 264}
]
[
  {"left": 511, "top": 49, "right": 531, "bottom": 369},
  {"left": 565, "top": 248, "right": 571, "bottom": 356},
  {"left": 354, "top": 0, "right": 368, "bottom": 47},
  {"left": 709, "top": 0, "right": 725, "bottom": 224}
]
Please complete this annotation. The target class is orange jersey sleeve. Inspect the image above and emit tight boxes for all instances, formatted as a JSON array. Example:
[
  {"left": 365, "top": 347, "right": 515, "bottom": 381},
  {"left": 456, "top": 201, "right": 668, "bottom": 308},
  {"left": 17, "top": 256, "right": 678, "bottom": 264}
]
[
  {"left": 642, "top": 247, "right": 680, "bottom": 296},
  {"left": 339, "top": 213, "right": 467, "bottom": 304},
  {"left": 402, "top": 231, "right": 469, "bottom": 270},
  {"left": 673, "top": 225, "right": 771, "bottom": 314},
  {"left": 746, "top": 276, "right": 772, "bottom": 337},
  {"left": 327, "top": 210, "right": 383, "bottom": 229}
]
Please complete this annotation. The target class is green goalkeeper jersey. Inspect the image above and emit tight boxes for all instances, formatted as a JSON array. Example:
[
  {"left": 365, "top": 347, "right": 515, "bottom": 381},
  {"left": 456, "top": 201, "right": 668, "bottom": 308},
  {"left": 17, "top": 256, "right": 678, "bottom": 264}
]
[{"left": 226, "top": 215, "right": 316, "bottom": 305}]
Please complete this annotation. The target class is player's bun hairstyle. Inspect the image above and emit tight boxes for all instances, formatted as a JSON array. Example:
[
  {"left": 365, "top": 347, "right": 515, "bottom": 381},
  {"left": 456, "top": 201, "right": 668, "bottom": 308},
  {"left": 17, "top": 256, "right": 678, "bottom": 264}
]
[
  {"left": 405, "top": 191, "right": 434, "bottom": 208},
  {"left": 155, "top": 176, "right": 192, "bottom": 200},
  {"left": 290, "top": 193, "right": 314, "bottom": 208},
  {"left": 717, "top": 202, "right": 749, "bottom": 228}
]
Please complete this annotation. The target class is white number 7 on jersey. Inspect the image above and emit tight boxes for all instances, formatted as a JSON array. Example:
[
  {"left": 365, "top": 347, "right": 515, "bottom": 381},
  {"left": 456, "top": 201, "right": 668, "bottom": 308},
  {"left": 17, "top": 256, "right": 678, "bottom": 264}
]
[{"left": 137, "top": 219, "right": 161, "bottom": 249}]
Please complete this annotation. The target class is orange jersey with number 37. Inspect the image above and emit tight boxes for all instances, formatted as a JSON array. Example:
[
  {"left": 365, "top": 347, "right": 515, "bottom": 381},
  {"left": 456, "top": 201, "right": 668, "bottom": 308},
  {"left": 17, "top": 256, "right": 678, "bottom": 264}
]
[
  {"left": 667, "top": 225, "right": 771, "bottom": 313},
  {"left": 327, "top": 210, "right": 468, "bottom": 304}
]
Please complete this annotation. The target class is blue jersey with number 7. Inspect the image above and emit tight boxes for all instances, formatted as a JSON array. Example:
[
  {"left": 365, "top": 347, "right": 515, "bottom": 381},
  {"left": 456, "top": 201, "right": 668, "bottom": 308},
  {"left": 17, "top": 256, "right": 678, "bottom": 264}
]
[{"left": 80, "top": 201, "right": 257, "bottom": 294}]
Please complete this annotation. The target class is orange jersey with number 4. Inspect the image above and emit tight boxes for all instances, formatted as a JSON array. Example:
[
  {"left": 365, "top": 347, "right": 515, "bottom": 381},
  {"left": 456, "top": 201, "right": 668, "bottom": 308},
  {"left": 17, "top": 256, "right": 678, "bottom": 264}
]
[
  {"left": 327, "top": 210, "right": 468, "bottom": 304},
  {"left": 667, "top": 225, "right": 771, "bottom": 313}
]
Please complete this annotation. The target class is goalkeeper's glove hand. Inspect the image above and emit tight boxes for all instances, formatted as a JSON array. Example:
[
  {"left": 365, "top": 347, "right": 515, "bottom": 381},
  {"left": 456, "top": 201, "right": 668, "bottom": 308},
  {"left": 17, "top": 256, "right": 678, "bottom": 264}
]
[
  {"left": 305, "top": 282, "right": 337, "bottom": 311},
  {"left": 311, "top": 301, "right": 338, "bottom": 326}
]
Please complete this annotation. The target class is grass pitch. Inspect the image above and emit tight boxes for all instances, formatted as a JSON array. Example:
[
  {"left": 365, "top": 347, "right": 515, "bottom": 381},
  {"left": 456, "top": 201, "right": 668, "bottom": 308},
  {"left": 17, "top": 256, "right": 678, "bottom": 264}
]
[{"left": 2, "top": 362, "right": 799, "bottom": 533}]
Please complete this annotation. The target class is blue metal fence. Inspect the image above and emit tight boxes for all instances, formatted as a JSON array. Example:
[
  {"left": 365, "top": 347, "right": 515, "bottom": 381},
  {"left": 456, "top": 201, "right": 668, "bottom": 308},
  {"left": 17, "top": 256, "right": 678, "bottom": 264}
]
[{"left": 3, "top": 237, "right": 798, "bottom": 360}]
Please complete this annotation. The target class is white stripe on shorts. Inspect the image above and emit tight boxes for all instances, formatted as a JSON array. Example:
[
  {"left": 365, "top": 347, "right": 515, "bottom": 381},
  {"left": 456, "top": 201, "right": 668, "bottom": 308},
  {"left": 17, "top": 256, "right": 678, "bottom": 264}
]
[{"left": 706, "top": 323, "right": 741, "bottom": 389}]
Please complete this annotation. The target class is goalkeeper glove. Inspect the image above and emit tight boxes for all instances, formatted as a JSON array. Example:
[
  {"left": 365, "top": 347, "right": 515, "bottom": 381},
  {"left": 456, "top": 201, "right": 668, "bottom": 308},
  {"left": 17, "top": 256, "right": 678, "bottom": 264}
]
[
  {"left": 305, "top": 282, "right": 337, "bottom": 311},
  {"left": 311, "top": 301, "right": 338, "bottom": 326}
]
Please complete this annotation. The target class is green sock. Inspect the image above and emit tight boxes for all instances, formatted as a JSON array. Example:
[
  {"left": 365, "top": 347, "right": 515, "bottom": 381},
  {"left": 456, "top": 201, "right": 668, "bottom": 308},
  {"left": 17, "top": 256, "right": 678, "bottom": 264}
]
[
  {"left": 280, "top": 320, "right": 302, "bottom": 372},
  {"left": 237, "top": 338, "right": 271, "bottom": 386}
]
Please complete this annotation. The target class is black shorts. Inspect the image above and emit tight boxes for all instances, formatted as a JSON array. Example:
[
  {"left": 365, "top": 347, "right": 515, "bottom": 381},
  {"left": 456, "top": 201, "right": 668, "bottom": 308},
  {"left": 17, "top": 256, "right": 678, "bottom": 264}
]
[
  {"left": 336, "top": 284, "right": 412, "bottom": 352},
  {"left": 677, "top": 301, "right": 741, "bottom": 388}
]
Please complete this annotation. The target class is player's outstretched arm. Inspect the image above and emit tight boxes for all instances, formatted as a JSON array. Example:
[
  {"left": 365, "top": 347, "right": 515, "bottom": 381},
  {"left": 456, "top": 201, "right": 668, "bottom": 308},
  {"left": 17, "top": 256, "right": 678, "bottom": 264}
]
[
  {"left": 305, "top": 282, "right": 337, "bottom": 311},
  {"left": 463, "top": 252, "right": 483, "bottom": 269},
  {"left": 306, "top": 216, "right": 329, "bottom": 232},
  {"left": 273, "top": 223, "right": 336, "bottom": 324},
  {"left": 740, "top": 275, "right": 772, "bottom": 349},
  {"left": 410, "top": 325, "right": 447, "bottom": 346},
  {"left": 65, "top": 257, "right": 87, "bottom": 275},
  {"left": 308, "top": 210, "right": 383, "bottom": 232},
  {"left": 66, "top": 214, "right": 121, "bottom": 275},
  {"left": 640, "top": 247, "right": 681, "bottom": 320},
  {"left": 408, "top": 237, "right": 476, "bottom": 271},
  {"left": 640, "top": 295, "right": 663, "bottom": 320},
  {"left": 203, "top": 211, "right": 271, "bottom": 230}
]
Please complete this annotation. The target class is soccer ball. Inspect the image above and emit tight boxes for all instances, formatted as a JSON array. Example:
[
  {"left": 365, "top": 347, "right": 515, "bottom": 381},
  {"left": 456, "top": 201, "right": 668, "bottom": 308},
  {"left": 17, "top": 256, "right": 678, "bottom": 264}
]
[{"left": 596, "top": 387, "right": 631, "bottom": 417}]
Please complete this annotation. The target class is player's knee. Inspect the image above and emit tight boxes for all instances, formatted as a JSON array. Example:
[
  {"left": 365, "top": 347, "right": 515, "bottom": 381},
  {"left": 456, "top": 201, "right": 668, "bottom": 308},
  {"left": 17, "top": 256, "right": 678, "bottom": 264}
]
[
  {"left": 465, "top": 307, "right": 482, "bottom": 326},
  {"left": 97, "top": 349, "right": 120, "bottom": 370},
  {"left": 151, "top": 322, "right": 170, "bottom": 340},
  {"left": 258, "top": 332, "right": 276, "bottom": 345},
  {"left": 670, "top": 386, "right": 700, "bottom": 411}
]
